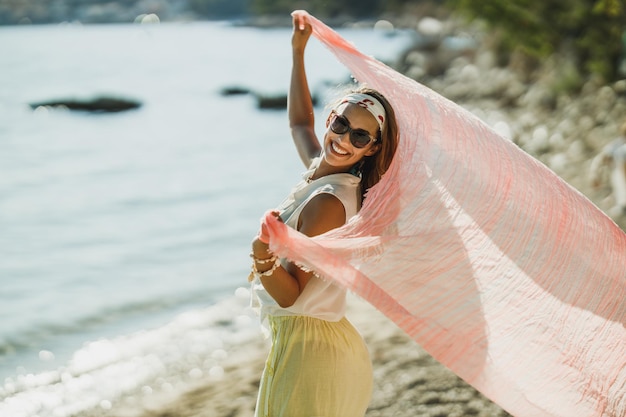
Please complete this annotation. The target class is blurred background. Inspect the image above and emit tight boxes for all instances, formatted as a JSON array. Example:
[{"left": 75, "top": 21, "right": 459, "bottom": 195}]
[{"left": 0, "top": 1, "right": 625, "bottom": 416}]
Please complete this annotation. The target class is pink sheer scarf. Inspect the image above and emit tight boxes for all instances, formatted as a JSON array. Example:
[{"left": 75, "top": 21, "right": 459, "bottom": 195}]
[{"left": 265, "top": 11, "right": 626, "bottom": 417}]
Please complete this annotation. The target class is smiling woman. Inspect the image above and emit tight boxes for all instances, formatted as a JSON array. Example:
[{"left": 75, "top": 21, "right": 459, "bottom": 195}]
[
  {"left": 261, "top": 9, "right": 626, "bottom": 417},
  {"left": 328, "top": 109, "right": 378, "bottom": 148},
  {"left": 322, "top": 89, "right": 398, "bottom": 201},
  {"left": 247, "top": 10, "right": 399, "bottom": 417}
]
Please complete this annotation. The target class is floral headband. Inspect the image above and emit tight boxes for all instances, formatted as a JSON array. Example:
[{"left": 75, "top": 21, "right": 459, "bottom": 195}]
[{"left": 337, "top": 93, "right": 386, "bottom": 133}]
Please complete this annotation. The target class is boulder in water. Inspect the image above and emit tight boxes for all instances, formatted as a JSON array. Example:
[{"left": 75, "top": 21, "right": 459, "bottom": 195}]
[
  {"left": 255, "top": 93, "right": 288, "bottom": 110},
  {"left": 30, "top": 96, "right": 142, "bottom": 113},
  {"left": 219, "top": 85, "right": 251, "bottom": 96}
]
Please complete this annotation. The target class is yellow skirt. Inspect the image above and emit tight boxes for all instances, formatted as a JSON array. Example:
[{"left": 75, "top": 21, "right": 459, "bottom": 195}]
[{"left": 255, "top": 315, "right": 373, "bottom": 417}]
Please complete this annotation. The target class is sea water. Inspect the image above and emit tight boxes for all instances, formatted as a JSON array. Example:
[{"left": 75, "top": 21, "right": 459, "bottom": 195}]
[{"left": 0, "top": 20, "right": 414, "bottom": 415}]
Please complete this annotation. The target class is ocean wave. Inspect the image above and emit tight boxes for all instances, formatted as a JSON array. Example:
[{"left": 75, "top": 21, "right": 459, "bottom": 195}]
[
  {"left": 0, "top": 287, "right": 259, "bottom": 417},
  {"left": 0, "top": 287, "right": 234, "bottom": 372}
]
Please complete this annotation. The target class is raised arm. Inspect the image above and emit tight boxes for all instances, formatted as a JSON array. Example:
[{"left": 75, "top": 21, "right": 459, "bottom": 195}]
[{"left": 289, "top": 11, "right": 321, "bottom": 167}]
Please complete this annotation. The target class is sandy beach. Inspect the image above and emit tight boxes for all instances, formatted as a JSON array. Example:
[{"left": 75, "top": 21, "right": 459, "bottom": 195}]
[{"left": 78, "top": 295, "right": 511, "bottom": 417}]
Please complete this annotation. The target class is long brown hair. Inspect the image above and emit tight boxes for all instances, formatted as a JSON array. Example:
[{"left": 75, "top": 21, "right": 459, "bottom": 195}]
[{"left": 351, "top": 87, "right": 399, "bottom": 202}]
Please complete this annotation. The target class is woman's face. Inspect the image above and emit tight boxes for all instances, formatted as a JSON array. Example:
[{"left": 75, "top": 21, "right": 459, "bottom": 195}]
[{"left": 322, "top": 103, "right": 380, "bottom": 171}]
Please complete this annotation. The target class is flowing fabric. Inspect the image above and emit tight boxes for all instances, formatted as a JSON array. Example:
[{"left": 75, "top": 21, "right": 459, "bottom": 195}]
[{"left": 265, "top": 11, "right": 626, "bottom": 417}]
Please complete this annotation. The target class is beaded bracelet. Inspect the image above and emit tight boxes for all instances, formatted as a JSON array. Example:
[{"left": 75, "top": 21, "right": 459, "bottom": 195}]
[
  {"left": 251, "top": 256, "right": 281, "bottom": 278},
  {"left": 249, "top": 253, "right": 276, "bottom": 265},
  {"left": 248, "top": 254, "right": 280, "bottom": 281}
]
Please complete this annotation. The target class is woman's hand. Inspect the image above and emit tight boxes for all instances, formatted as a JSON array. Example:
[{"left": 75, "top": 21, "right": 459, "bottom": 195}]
[
  {"left": 251, "top": 210, "right": 282, "bottom": 260},
  {"left": 251, "top": 236, "right": 271, "bottom": 261},
  {"left": 291, "top": 11, "right": 312, "bottom": 52}
]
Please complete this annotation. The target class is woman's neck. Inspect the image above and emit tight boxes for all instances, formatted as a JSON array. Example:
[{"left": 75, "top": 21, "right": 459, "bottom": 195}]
[{"left": 308, "top": 157, "right": 350, "bottom": 182}]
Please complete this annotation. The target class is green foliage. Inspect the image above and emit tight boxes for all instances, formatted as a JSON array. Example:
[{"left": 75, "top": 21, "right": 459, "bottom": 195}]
[
  {"left": 448, "top": 0, "right": 626, "bottom": 81},
  {"left": 551, "top": 59, "right": 585, "bottom": 95},
  {"left": 189, "top": 0, "right": 250, "bottom": 18},
  {"left": 248, "top": 0, "right": 385, "bottom": 19},
  {"left": 248, "top": 0, "right": 293, "bottom": 15}
]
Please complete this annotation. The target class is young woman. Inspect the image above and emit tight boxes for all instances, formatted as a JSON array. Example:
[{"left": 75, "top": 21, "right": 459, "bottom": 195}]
[{"left": 249, "top": 11, "right": 399, "bottom": 417}]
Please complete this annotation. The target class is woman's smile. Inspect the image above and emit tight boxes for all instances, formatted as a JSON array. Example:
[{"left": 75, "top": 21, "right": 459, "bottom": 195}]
[{"left": 331, "top": 140, "right": 349, "bottom": 156}]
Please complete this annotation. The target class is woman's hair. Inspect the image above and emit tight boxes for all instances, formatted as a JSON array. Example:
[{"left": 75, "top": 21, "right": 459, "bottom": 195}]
[
  {"left": 326, "top": 86, "right": 399, "bottom": 201},
  {"left": 354, "top": 87, "right": 398, "bottom": 201}
]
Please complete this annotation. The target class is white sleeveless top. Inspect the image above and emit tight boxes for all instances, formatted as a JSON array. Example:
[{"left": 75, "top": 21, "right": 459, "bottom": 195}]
[{"left": 251, "top": 158, "right": 361, "bottom": 324}]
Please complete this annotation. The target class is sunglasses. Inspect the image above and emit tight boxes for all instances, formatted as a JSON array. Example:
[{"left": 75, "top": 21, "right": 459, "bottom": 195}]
[{"left": 329, "top": 112, "right": 379, "bottom": 149}]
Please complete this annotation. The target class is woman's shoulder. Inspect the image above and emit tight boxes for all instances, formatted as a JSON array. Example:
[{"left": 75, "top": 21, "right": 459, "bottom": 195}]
[
  {"left": 306, "top": 176, "right": 361, "bottom": 221},
  {"left": 299, "top": 193, "right": 346, "bottom": 235}
]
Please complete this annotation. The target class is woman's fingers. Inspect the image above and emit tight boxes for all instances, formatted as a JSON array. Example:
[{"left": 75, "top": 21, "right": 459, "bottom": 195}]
[
  {"left": 257, "top": 210, "right": 282, "bottom": 244},
  {"left": 269, "top": 210, "right": 283, "bottom": 222},
  {"left": 291, "top": 10, "right": 311, "bottom": 34},
  {"left": 291, "top": 10, "right": 307, "bottom": 30}
]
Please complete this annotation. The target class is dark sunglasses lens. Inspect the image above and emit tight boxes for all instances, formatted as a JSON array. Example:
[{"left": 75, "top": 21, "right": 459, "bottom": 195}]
[
  {"left": 350, "top": 132, "right": 371, "bottom": 148},
  {"left": 330, "top": 114, "right": 374, "bottom": 148},
  {"left": 331, "top": 116, "right": 349, "bottom": 134}
]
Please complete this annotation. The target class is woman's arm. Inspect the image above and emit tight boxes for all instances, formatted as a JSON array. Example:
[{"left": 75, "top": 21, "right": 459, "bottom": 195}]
[
  {"left": 251, "top": 193, "right": 345, "bottom": 308},
  {"left": 289, "top": 11, "right": 321, "bottom": 167}
]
